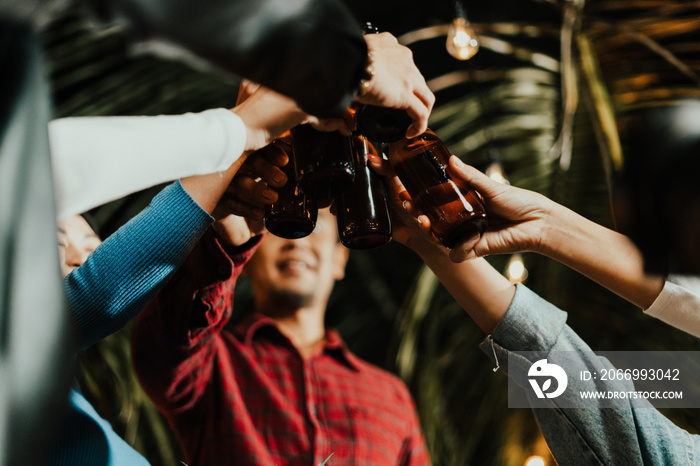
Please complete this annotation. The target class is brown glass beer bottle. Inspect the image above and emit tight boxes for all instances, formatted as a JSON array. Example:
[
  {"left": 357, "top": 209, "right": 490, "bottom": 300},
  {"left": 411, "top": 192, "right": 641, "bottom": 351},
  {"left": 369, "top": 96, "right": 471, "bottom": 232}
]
[
  {"left": 356, "top": 105, "right": 413, "bottom": 144},
  {"left": 263, "top": 138, "right": 318, "bottom": 239},
  {"left": 335, "top": 135, "right": 392, "bottom": 249},
  {"left": 290, "top": 124, "right": 355, "bottom": 202},
  {"left": 387, "top": 129, "right": 488, "bottom": 248}
]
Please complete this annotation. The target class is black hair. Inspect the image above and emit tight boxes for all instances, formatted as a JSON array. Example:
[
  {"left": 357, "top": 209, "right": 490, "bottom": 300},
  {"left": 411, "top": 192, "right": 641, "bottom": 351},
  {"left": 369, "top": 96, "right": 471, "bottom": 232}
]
[{"left": 79, "top": 212, "right": 101, "bottom": 239}]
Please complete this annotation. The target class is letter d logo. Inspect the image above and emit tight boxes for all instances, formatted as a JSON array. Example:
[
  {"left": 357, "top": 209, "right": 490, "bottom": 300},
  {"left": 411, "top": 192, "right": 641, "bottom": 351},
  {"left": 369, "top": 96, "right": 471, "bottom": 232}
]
[{"left": 528, "top": 359, "right": 568, "bottom": 399}]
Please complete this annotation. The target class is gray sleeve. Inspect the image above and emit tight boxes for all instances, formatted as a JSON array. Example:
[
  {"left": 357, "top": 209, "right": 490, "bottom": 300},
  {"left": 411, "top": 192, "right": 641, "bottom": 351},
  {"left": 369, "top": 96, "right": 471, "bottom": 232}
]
[
  {"left": 478, "top": 284, "right": 699, "bottom": 465},
  {"left": 80, "top": 0, "right": 366, "bottom": 117}
]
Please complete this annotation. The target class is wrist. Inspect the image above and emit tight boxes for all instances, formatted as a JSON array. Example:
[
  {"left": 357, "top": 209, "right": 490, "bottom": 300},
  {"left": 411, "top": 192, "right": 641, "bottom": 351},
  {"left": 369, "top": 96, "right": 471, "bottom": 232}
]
[
  {"left": 230, "top": 108, "right": 267, "bottom": 154},
  {"left": 212, "top": 215, "right": 253, "bottom": 248},
  {"left": 534, "top": 199, "right": 568, "bottom": 258},
  {"left": 408, "top": 235, "right": 449, "bottom": 263},
  {"left": 230, "top": 94, "right": 305, "bottom": 154},
  {"left": 539, "top": 201, "right": 601, "bottom": 265}
]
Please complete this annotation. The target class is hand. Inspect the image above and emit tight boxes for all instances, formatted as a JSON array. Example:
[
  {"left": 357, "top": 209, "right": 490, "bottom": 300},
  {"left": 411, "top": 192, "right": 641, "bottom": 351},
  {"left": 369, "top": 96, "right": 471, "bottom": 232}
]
[
  {"left": 211, "top": 214, "right": 263, "bottom": 248},
  {"left": 447, "top": 156, "right": 555, "bottom": 262},
  {"left": 231, "top": 80, "right": 309, "bottom": 154},
  {"left": 305, "top": 110, "right": 355, "bottom": 136},
  {"left": 353, "top": 33, "right": 435, "bottom": 139},
  {"left": 212, "top": 141, "right": 289, "bottom": 245},
  {"left": 367, "top": 153, "right": 433, "bottom": 248}
]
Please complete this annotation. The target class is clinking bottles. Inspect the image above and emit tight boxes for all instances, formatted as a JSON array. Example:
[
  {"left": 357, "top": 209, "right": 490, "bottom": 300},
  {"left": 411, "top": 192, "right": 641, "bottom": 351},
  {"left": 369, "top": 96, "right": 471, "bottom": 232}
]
[
  {"left": 387, "top": 129, "right": 488, "bottom": 248},
  {"left": 356, "top": 105, "right": 413, "bottom": 143},
  {"left": 290, "top": 124, "right": 355, "bottom": 203},
  {"left": 335, "top": 135, "right": 392, "bottom": 249},
  {"left": 263, "top": 137, "right": 318, "bottom": 239}
]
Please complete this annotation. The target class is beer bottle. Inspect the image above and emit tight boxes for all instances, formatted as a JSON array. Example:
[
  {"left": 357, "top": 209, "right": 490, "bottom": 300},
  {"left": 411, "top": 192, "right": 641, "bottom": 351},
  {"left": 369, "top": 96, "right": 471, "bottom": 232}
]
[
  {"left": 264, "top": 137, "right": 318, "bottom": 239},
  {"left": 290, "top": 124, "right": 355, "bottom": 202},
  {"left": 387, "top": 129, "right": 488, "bottom": 248},
  {"left": 335, "top": 135, "right": 392, "bottom": 249}
]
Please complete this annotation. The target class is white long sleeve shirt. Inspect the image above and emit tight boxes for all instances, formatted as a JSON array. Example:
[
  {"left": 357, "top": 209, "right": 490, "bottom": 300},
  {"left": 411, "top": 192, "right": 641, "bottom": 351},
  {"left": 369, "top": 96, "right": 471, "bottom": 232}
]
[
  {"left": 645, "top": 274, "right": 700, "bottom": 338},
  {"left": 49, "top": 107, "right": 246, "bottom": 219}
]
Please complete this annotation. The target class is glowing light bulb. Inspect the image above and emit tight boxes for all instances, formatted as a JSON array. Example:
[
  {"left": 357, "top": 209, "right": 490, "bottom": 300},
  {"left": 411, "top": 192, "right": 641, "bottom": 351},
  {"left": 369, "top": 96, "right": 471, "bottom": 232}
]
[
  {"left": 485, "top": 162, "right": 510, "bottom": 185},
  {"left": 506, "top": 253, "right": 528, "bottom": 283},
  {"left": 524, "top": 456, "right": 546, "bottom": 466},
  {"left": 446, "top": 17, "right": 479, "bottom": 60}
]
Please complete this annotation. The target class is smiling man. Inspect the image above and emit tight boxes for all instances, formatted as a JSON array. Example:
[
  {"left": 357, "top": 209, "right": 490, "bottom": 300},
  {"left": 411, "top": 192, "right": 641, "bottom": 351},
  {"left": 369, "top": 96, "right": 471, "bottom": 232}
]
[{"left": 131, "top": 209, "right": 430, "bottom": 466}]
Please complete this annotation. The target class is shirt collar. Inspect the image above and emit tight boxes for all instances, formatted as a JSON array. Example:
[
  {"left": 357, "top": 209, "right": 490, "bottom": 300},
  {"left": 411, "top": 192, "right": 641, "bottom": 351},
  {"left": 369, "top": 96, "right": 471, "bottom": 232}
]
[{"left": 233, "top": 312, "right": 360, "bottom": 371}]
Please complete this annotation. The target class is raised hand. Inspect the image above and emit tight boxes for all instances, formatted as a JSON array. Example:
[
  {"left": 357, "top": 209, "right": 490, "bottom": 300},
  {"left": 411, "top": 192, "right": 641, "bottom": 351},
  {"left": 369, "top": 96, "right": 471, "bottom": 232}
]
[
  {"left": 366, "top": 152, "right": 433, "bottom": 248},
  {"left": 447, "top": 156, "right": 554, "bottom": 262},
  {"left": 354, "top": 32, "right": 435, "bottom": 139},
  {"left": 212, "top": 141, "right": 289, "bottom": 246},
  {"left": 230, "top": 80, "right": 308, "bottom": 155}
]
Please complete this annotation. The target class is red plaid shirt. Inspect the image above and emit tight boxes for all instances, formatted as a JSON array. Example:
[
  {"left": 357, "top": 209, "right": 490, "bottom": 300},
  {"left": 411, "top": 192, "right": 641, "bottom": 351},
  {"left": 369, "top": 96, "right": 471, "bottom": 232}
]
[{"left": 132, "top": 230, "right": 430, "bottom": 466}]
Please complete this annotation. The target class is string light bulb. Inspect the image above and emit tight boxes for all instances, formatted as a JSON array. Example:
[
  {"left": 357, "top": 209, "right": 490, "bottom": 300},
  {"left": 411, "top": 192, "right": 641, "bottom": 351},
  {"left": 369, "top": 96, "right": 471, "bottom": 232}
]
[
  {"left": 446, "top": 2, "right": 479, "bottom": 61},
  {"left": 506, "top": 253, "right": 528, "bottom": 283},
  {"left": 524, "top": 456, "right": 546, "bottom": 466}
]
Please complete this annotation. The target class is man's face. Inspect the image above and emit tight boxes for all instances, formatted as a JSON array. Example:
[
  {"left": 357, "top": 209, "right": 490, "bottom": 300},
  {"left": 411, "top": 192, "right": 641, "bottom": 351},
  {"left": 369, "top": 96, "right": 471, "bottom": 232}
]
[
  {"left": 245, "top": 209, "right": 348, "bottom": 310},
  {"left": 57, "top": 215, "right": 101, "bottom": 278}
]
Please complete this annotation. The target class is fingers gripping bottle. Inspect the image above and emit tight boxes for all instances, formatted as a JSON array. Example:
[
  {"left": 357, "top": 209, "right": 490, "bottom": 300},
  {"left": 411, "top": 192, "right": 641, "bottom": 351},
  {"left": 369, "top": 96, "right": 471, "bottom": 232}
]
[
  {"left": 387, "top": 129, "right": 488, "bottom": 248},
  {"left": 263, "top": 137, "right": 319, "bottom": 239},
  {"left": 354, "top": 22, "right": 413, "bottom": 144}
]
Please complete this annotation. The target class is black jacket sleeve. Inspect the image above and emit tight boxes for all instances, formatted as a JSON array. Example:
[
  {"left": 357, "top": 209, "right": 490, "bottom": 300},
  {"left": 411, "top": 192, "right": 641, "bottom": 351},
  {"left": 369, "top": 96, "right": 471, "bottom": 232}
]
[{"left": 84, "top": 0, "right": 366, "bottom": 117}]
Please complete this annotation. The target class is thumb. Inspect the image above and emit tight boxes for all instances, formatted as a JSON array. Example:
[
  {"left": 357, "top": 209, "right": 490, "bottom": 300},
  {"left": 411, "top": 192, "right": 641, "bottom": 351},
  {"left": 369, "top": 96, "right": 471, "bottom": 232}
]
[
  {"left": 448, "top": 156, "right": 502, "bottom": 198},
  {"left": 448, "top": 234, "right": 481, "bottom": 262},
  {"left": 448, "top": 232, "right": 494, "bottom": 263},
  {"left": 236, "top": 80, "right": 261, "bottom": 106}
]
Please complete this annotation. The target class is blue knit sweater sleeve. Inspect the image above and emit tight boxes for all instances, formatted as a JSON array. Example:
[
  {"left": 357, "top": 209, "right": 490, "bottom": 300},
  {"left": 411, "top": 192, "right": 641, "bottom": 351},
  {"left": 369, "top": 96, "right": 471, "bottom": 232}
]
[{"left": 65, "top": 180, "right": 214, "bottom": 350}]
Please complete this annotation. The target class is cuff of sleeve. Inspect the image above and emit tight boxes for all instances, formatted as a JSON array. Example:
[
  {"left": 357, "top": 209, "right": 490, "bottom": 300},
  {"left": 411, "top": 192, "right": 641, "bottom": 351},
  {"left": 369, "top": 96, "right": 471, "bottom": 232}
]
[
  {"left": 490, "top": 284, "right": 567, "bottom": 350},
  {"left": 478, "top": 284, "right": 568, "bottom": 371},
  {"left": 218, "top": 234, "right": 264, "bottom": 265},
  {"left": 204, "top": 108, "right": 247, "bottom": 169},
  {"left": 644, "top": 280, "right": 676, "bottom": 320},
  {"left": 643, "top": 278, "right": 700, "bottom": 338},
  {"left": 192, "top": 229, "right": 262, "bottom": 285},
  {"left": 152, "top": 180, "right": 214, "bottom": 244}
]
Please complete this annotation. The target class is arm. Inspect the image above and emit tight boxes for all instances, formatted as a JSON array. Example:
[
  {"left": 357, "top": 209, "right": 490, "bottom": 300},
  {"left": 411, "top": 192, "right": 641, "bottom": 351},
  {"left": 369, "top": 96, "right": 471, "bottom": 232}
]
[
  {"left": 49, "top": 109, "right": 246, "bottom": 219},
  {"left": 445, "top": 157, "right": 665, "bottom": 310},
  {"left": 66, "top": 158, "right": 243, "bottom": 350},
  {"left": 130, "top": 225, "right": 260, "bottom": 411},
  {"left": 407, "top": 238, "right": 699, "bottom": 464},
  {"left": 82, "top": 0, "right": 433, "bottom": 129},
  {"left": 447, "top": 158, "right": 700, "bottom": 337},
  {"left": 82, "top": 0, "right": 366, "bottom": 117},
  {"left": 65, "top": 180, "right": 214, "bottom": 350},
  {"left": 374, "top": 155, "right": 700, "bottom": 465},
  {"left": 65, "top": 83, "right": 298, "bottom": 349},
  {"left": 51, "top": 81, "right": 306, "bottom": 219},
  {"left": 130, "top": 147, "right": 273, "bottom": 409},
  {"left": 481, "top": 284, "right": 699, "bottom": 465}
]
